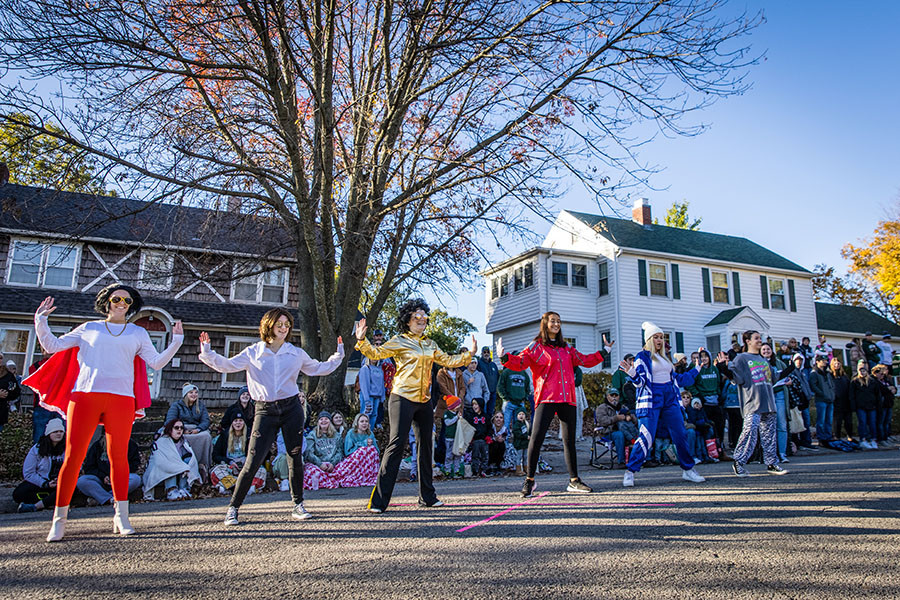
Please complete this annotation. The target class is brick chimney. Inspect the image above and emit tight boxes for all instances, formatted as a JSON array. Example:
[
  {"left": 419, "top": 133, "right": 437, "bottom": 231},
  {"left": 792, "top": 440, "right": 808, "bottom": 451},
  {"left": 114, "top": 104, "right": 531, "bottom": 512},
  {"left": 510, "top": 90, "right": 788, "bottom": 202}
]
[
  {"left": 0, "top": 162, "right": 9, "bottom": 186},
  {"left": 632, "top": 198, "right": 651, "bottom": 226}
]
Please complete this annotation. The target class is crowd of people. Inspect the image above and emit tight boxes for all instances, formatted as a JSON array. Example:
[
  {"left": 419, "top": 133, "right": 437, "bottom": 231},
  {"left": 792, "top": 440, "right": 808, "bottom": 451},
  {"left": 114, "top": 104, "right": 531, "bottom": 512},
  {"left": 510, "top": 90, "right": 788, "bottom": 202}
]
[{"left": 3, "top": 284, "right": 897, "bottom": 541}]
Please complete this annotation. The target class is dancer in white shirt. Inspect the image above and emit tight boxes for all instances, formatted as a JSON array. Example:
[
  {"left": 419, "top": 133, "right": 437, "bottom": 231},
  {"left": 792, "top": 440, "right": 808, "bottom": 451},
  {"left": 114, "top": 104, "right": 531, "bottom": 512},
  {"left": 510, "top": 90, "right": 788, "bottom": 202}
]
[
  {"left": 199, "top": 307, "right": 344, "bottom": 525},
  {"left": 30, "top": 285, "right": 183, "bottom": 541}
]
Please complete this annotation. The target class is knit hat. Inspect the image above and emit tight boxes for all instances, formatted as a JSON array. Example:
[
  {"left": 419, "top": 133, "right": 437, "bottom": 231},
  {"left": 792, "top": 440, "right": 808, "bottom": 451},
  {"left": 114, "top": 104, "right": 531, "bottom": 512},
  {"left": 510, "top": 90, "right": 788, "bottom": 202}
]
[
  {"left": 5, "top": 360, "right": 14, "bottom": 368},
  {"left": 318, "top": 410, "right": 332, "bottom": 421},
  {"left": 791, "top": 353, "right": 804, "bottom": 363},
  {"left": 691, "top": 398, "right": 702, "bottom": 409},
  {"left": 45, "top": 418, "right": 65, "bottom": 436},
  {"left": 232, "top": 411, "right": 245, "bottom": 422},
  {"left": 237, "top": 386, "right": 250, "bottom": 398},
  {"left": 182, "top": 383, "right": 199, "bottom": 397},
  {"left": 857, "top": 359, "right": 868, "bottom": 369},
  {"left": 444, "top": 395, "right": 462, "bottom": 412},
  {"left": 642, "top": 321, "right": 664, "bottom": 339},
  {"left": 673, "top": 353, "right": 686, "bottom": 363}
]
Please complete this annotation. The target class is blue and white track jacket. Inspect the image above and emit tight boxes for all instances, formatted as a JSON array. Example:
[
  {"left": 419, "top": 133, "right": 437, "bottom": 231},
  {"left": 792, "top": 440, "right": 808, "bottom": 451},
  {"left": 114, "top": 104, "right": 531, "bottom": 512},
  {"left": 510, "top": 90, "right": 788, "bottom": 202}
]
[{"left": 629, "top": 350, "right": 699, "bottom": 418}]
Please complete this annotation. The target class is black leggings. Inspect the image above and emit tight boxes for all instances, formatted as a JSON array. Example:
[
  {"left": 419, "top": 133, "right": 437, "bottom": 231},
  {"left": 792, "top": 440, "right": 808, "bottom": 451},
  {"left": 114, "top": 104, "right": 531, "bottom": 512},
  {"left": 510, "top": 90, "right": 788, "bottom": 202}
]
[
  {"left": 527, "top": 402, "right": 578, "bottom": 479},
  {"left": 833, "top": 407, "right": 855, "bottom": 439},
  {"left": 702, "top": 404, "right": 726, "bottom": 445},
  {"left": 725, "top": 407, "right": 743, "bottom": 449},
  {"left": 13, "top": 481, "right": 56, "bottom": 507}
]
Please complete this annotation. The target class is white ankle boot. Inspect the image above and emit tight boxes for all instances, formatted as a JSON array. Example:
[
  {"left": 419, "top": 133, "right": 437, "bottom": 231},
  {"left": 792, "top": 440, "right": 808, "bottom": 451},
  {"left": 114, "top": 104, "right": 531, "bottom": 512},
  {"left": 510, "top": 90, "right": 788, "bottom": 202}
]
[
  {"left": 46, "top": 505, "right": 68, "bottom": 542},
  {"left": 113, "top": 500, "right": 136, "bottom": 535}
]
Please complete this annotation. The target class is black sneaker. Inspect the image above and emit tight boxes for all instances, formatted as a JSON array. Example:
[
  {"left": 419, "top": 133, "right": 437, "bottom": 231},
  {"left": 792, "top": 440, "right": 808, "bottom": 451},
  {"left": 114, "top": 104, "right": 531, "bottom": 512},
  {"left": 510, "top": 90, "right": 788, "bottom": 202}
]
[
  {"left": 417, "top": 499, "right": 445, "bottom": 507},
  {"left": 521, "top": 478, "right": 536, "bottom": 498},
  {"left": 766, "top": 464, "right": 789, "bottom": 476},
  {"left": 566, "top": 478, "right": 592, "bottom": 494},
  {"left": 732, "top": 462, "right": 749, "bottom": 477}
]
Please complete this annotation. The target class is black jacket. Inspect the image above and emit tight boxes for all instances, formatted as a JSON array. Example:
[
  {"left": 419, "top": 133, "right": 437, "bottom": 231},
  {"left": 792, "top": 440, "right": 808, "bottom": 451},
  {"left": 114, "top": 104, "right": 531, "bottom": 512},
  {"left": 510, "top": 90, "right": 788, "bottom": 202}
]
[
  {"left": 83, "top": 438, "right": 141, "bottom": 479},
  {"left": 831, "top": 373, "right": 851, "bottom": 411},
  {"left": 220, "top": 400, "right": 255, "bottom": 434},
  {"left": 850, "top": 378, "right": 881, "bottom": 411},
  {"left": 213, "top": 427, "right": 250, "bottom": 464},
  {"left": 465, "top": 407, "right": 489, "bottom": 440},
  {"left": 0, "top": 370, "right": 21, "bottom": 426}
]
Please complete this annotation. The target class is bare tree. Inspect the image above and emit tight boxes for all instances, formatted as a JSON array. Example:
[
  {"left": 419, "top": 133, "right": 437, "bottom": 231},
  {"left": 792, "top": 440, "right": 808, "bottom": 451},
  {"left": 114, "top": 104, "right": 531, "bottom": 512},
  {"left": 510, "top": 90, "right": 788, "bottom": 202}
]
[{"left": 0, "top": 0, "right": 761, "bottom": 404}]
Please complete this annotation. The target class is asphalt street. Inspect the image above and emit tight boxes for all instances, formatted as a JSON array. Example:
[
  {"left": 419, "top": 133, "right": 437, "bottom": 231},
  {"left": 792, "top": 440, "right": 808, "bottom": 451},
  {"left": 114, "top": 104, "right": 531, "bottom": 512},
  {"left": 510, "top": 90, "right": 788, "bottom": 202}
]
[{"left": 1, "top": 449, "right": 898, "bottom": 599}]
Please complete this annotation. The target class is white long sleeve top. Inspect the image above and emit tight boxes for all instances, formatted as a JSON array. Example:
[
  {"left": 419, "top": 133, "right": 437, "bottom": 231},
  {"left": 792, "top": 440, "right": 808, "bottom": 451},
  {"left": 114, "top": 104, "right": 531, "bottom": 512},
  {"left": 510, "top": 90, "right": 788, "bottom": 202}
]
[
  {"left": 34, "top": 315, "right": 184, "bottom": 397},
  {"left": 199, "top": 340, "right": 344, "bottom": 402}
]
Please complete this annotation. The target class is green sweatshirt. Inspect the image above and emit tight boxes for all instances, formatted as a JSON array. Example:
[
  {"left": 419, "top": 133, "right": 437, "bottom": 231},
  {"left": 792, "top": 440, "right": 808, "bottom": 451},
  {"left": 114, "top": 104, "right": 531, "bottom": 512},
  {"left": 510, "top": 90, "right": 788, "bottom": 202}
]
[
  {"left": 690, "top": 364, "right": 721, "bottom": 399},
  {"left": 498, "top": 367, "right": 531, "bottom": 403}
]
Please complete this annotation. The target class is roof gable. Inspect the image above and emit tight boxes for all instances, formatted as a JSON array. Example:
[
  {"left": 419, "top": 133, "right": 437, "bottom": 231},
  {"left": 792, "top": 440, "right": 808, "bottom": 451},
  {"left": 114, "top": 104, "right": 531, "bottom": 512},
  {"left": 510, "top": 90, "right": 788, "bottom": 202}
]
[{"left": 565, "top": 210, "right": 810, "bottom": 274}]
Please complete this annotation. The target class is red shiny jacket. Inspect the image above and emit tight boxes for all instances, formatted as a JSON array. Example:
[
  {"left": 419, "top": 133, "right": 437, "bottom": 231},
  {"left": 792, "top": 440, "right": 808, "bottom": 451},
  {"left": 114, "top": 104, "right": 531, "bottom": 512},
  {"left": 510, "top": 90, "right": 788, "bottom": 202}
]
[{"left": 503, "top": 341, "right": 603, "bottom": 406}]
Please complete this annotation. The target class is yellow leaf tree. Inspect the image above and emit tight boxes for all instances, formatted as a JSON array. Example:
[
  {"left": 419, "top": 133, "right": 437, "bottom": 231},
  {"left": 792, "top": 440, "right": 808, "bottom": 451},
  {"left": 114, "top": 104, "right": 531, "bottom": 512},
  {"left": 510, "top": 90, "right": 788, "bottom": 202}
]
[{"left": 841, "top": 210, "right": 900, "bottom": 322}]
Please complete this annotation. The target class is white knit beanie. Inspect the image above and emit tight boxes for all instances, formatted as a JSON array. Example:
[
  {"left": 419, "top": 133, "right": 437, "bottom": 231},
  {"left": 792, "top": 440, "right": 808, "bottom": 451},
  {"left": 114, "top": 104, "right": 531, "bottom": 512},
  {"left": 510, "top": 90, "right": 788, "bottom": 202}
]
[
  {"left": 642, "top": 321, "right": 664, "bottom": 339},
  {"left": 182, "top": 383, "right": 199, "bottom": 398}
]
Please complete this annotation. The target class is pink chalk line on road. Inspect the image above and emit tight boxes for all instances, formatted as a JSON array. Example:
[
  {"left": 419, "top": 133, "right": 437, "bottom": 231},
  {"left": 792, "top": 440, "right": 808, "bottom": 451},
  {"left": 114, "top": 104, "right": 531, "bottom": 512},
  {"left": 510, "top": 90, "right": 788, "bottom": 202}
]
[
  {"left": 455, "top": 492, "right": 551, "bottom": 533},
  {"left": 393, "top": 501, "right": 676, "bottom": 508}
]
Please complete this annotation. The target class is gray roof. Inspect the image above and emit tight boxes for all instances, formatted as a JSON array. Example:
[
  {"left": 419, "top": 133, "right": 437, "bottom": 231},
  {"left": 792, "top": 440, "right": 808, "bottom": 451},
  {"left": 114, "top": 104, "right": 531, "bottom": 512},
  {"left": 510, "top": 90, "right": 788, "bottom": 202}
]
[
  {"left": 815, "top": 302, "right": 900, "bottom": 337},
  {"left": 705, "top": 306, "right": 748, "bottom": 327},
  {"left": 0, "top": 183, "right": 295, "bottom": 259},
  {"left": 567, "top": 210, "right": 810, "bottom": 273}
]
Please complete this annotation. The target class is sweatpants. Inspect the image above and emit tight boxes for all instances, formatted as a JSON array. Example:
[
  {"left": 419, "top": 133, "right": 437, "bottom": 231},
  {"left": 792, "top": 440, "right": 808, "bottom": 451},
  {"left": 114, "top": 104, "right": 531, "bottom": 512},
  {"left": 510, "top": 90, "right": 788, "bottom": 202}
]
[
  {"left": 369, "top": 394, "right": 438, "bottom": 511},
  {"left": 733, "top": 412, "right": 778, "bottom": 466},
  {"left": 626, "top": 382, "right": 695, "bottom": 473}
]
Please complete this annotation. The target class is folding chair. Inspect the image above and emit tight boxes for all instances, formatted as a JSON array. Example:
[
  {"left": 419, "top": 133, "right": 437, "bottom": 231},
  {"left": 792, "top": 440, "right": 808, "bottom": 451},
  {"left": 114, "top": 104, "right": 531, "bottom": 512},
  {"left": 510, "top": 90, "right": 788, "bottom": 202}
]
[{"left": 590, "top": 407, "right": 615, "bottom": 470}]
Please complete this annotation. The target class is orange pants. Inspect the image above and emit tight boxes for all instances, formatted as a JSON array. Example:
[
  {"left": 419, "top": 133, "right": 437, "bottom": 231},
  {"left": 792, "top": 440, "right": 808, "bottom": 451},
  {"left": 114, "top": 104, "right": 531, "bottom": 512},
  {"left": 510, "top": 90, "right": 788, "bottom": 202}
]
[{"left": 57, "top": 392, "right": 135, "bottom": 507}]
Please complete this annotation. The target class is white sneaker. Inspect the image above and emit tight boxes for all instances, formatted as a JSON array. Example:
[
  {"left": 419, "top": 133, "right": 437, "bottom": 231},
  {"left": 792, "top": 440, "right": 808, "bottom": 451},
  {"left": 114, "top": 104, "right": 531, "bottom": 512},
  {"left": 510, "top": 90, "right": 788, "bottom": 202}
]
[
  {"left": 279, "top": 479, "right": 290, "bottom": 492},
  {"left": 247, "top": 485, "right": 256, "bottom": 495},
  {"left": 216, "top": 484, "right": 227, "bottom": 495},
  {"left": 179, "top": 489, "right": 192, "bottom": 499},
  {"left": 623, "top": 471, "right": 635, "bottom": 487},
  {"left": 166, "top": 488, "right": 181, "bottom": 501},
  {"left": 223, "top": 506, "right": 239, "bottom": 526},
  {"left": 682, "top": 468, "right": 705, "bottom": 483},
  {"left": 292, "top": 502, "right": 313, "bottom": 520}
]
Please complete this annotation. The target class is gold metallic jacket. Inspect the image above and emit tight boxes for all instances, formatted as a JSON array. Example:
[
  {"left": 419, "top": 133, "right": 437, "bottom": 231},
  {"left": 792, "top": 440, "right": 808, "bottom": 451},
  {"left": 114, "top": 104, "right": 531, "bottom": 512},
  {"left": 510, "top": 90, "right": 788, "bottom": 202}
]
[{"left": 356, "top": 334, "right": 471, "bottom": 403}]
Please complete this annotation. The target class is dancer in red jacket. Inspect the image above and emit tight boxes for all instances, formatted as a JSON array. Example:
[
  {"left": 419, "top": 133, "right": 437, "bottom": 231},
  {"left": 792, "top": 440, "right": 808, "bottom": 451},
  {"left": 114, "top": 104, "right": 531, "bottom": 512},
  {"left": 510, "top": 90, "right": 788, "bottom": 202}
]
[
  {"left": 497, "top": 311, "right": 612, "bottom": 497},
  {"left": 27, "top": 286, "right": 183, "bottom": 542}
]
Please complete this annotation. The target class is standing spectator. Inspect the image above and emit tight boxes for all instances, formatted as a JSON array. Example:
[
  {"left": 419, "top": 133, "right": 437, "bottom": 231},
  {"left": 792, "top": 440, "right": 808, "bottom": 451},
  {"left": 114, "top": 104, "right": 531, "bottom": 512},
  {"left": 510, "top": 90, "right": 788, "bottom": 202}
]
[
  {"left": 486, "top": 412, "right": 509, "bottom": 474},
  {"left": 716, "top": 331, "right": 788, "bottom": 477},
  {"left": 872, "top": 365, "right": 896, "bottom": 446},
  {"left": 438, "top": 363, "right": 469, "bottom": 411},
  {"left": 721, "top": 378, "right": 742, "bottom": 451},
  {"left": 442, "top": 396, "right": 464, "bottom": 478},
  {"left": 76, "top": 428, "right": 142, "bottom": 506},
  {"left": 808, "top": 355, "right": 835, "bottom": 443},
  {"left": 166, "top": 383, "right": 213, "bottom": 480},
  {"left": 220, "top": 386, "right": 255, "bottom": 435},
  {"left": 375, "top": 330, "right": 395, "bottom": 429},
  {"left": 690, "top": 350, "right": 724, "bottom": 453},
  {"left": 28, "top": 351, "right": 54, "bottom": 444},
  {"left": 830, "top": 358, "right": 853, "bottom": 441},
  {"left": 846, "top": 338, "right": 864, "bottom": 365},
  {"left": 815, "top": 335, "right": 834, "bottom": 362},
  {"left": 465, "top": 398, "right": 489, "bottom": 477},
  {"left": 5, "top": 360, "right": 22, "bottom": 412},
  {"left": 784, "top": 354, "right": 814, "bottom": 449},
  {"left": 477, "top": 346, "right": 500, "bottom": 418},
  {"left": 143, "top": 419, "right": 201, "bottom": 501},
  {"left": 593, "top": 389, "right": 638, "bottom": 468},
  {"left": 510, "top": 410, "right": 530, "bottom": 476},
  {"left": 0, "top": 351, "right": 21, "bottom": 434},
  {"left": 876, "top": 335, "right": 894, "bottom": 366},
  {"left": 762, "top": 343, "right": 789, "bottom": 462},
  {"left": 14, "top": 418, "right": 65, "bottom": 512},
  {"left": 611, "top": 353, "right": 637, "bottom": 410},
  {"left": 560, "top": 365, "right": 588, "bottom": 442},
  {"left": 462, "top": 358, "right": 490, "bottom": 413},
  {"left": 862, "top": 333, "right": 881, "bottom": 369},
  {"left": 498, "top": 353, "right": 531, "bottom": 430},
  {"left": 850, "top": 362, "right": 880, "bottom": 449},
  {"left": 358, "top": 355, "right": 386, "bottom": 429},
  {"left": 786, "top": 338, "right": 800, "bottom": 359},
  {"left": 778, "top": 341, "right": 793, "bottom": 365}
]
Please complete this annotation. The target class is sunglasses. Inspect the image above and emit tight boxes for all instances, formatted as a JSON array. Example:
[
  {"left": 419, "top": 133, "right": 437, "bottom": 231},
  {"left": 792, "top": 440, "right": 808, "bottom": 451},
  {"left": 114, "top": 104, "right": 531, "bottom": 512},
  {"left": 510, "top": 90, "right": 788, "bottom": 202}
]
[
  {"left": 172, "top": 425, "right": 184, "bottom": 430},
  {"left": 109, "top": 296, "right": 133, "bottom": 306},
  {"left": 412, "top": 311, "right": 429, "bottom": 320}
]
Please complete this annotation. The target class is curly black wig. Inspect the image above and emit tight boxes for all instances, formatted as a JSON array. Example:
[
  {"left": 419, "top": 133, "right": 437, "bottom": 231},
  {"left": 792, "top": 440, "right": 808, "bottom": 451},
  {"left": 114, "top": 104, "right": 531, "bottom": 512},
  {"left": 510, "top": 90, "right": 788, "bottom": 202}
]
[
  {"left": 94, "top": 283, "right": 144, "bottom": 318},
  {"left": 397, "top": 298, "right": 430, "bottom": 334}
]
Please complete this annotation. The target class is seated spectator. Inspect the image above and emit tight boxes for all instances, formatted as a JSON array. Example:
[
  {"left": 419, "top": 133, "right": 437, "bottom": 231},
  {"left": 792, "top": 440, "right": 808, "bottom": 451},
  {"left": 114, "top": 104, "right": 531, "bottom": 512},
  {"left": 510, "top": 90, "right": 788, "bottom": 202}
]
[
  {"left": 143, "top": 419, "right": 201, "bottom": 501},
  {"left": 166, "top": 384, "right": 213, "bottom": 480},
  {"left": 681, "top": 391, "right": 717, "bottom": 463},
  {"left": 331, "top": 411, "right": 347, "bottom": 440},
  {"left": 594, "top": 389, "right": 638, "bottom": 468},
  {"left": 220, "top": 386, "right": 255, "bottom": 435},
  {"left": 344, "top": 413, "right": 379, "bottom": 456},
  {"left": 269, "top": 431, "right": 299, "bottom": 492},
  {"left": 76, "top": 427, "right": 142, "bottom": 506},
  {"left": 511, "top": 410, "right": 530, "bottom": 476},
  {"left": 465, "top": 398, "right": 489, "bottom": 477},
  {"left": 487, "top": 411, "right": 509, "bottom": 475},
  {"left": 14, "top": 418, "right": 65, "bottom": 512},
  {"left": 442, "top": 396, "right": 464, "bottom": 478},
  {"left": 303, "top": 411, "right": 344, "bottom": 489},
  {"left": 211, "top": 413, "right": 265, "bottom": 495},
  {"left": 610, "top": 353, "right": 637, "bottom": 411},
  {"left": 337, "top": 413, "right": 380, "bottom": 487}
]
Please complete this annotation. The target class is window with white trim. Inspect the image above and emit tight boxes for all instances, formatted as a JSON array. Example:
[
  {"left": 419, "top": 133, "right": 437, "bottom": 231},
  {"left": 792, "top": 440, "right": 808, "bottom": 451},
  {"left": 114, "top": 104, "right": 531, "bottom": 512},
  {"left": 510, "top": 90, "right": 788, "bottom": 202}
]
[
  {"left": 712, "top": 270, "right": 729, "bottom": 304},
  {"left": 231, "top": 264, "right": 289, "bottom": 304},
  {"left": 551, "top": 261, "right": 568, "bottom": 286},
  {"left": 523, "top": 262, "right": 534, "bottom": 287},
  {"left": 491, "top": 278, "right": 499, "bottom": 299},
  {"left": 7, "top": 239, "right": 79, "bottom": 288},
  {"left": 563, "top": 337, "right": 577, "bottom": 348},
  {"left": 648, "top": 262, "right": 667, "bottom": 297},
  {"left": 572, "top": 264, "right": 587, "bottom": 288},
  {"left": 598, "top": 261, "right": 609, "bottom": 296},
  {"left": 513, "top": 267, "right": 523, "bottom": 291},
  {"left": 769, "top": 278, "right": 786, "bottom": 310},
  {"left": 138, "top": 251, "right": 174, "bottom": 290},
  {"left": 222, "top": 336, "right": 258, "bottom": 386},
  {"left": 499, "top": 273, "right": 509, "bottom": 296}
]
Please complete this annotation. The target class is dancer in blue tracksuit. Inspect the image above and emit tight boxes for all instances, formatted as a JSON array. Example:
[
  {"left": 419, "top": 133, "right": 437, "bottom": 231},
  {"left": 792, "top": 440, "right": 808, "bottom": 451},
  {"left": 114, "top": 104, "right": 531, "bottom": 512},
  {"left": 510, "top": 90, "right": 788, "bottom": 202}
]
[{"left": 622, "top": 321, "right": 707, "bottom": 487}]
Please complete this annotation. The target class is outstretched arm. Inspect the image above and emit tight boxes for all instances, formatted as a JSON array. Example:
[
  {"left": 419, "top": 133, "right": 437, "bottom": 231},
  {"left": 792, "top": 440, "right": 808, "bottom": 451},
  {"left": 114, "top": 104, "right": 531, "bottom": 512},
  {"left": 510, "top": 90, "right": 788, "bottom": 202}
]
[{"left": 198, "top": 331, "right": 252, "bottom": 374}]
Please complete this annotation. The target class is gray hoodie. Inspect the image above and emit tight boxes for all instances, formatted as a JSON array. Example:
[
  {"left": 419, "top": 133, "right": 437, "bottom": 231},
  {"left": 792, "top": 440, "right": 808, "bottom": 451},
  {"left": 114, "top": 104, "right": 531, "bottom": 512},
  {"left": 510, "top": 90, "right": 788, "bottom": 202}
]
[{"left": 727, "top": 352, "right": 776, "bottom": 416}]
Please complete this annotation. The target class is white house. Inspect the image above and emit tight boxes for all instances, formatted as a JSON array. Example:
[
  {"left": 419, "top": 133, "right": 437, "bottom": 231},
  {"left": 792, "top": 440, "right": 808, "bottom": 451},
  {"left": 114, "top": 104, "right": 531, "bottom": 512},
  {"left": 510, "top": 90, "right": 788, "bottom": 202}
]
[{"left": 482, "top": 199, "right": 822, "bottom": 369}]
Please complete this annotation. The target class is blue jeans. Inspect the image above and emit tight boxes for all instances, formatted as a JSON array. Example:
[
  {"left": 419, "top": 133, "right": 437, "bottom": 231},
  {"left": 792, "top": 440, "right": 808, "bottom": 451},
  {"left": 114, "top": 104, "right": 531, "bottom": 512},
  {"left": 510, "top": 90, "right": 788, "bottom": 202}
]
[
  {"left": 78, "top": 473, "right": 142, "bottom": 504},
  {"left": 486, "top": 391, "right": 497, "bottom": 420},
  {"left": 815, "top": 401, "right": 833, "bottom": 441},
  {"left": 878, "top": 407, "right": 893, "bottom": 441},
  {"left": 799, "top": 408, "right": 812, "bottom": 445},
  {"left": 774, "top": 390, "right": 788, "bottom": 460},
  {"left": 857, "top": 409, "right": 877, "bottom": 441},
  {"left": 361, "top": 394, "right": 383, "bottom": 426},
  {"left": 503, "top": 401, "right": 526, "bottom": 431},
  {"left": 163, "top": 474, "right": 190, "bottom": 491}
]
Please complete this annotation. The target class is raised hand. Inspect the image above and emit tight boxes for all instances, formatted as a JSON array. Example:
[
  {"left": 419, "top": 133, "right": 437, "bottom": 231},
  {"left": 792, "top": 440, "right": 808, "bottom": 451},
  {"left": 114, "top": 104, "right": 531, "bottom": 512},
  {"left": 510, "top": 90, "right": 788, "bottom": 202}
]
[
  {"left": 36, "top": 296, "right": 57, "bottom": 318},
  {"left": 602, "top": 333, "right": 615, "bottom": 347},
  {"left": 355, "top": 318, "right": 367, "bottom": 341},
  {"left": 199, "top": 331, "right": 210, "bottom": 344},
  {"left": 495, "top": 337, "right": 505, "bottom": 359},
  {"left": 337, "top": 336, "right": 343, "bottom": 345},
  {"left": 470, "top": 334, "right": 478, "bottom": 355},
  {"left": 173, "top": 321, "right": 183, "bottom": 335},
  {"left": 715, "top": 351, "right": 728, "bottom": 365}
]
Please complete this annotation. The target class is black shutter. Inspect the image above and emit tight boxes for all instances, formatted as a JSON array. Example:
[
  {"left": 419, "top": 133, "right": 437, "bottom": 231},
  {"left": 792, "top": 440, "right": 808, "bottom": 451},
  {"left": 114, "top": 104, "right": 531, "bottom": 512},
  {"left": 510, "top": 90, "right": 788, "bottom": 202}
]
[
  {"left": 671, "top": 263, "right": 681, "bottom": 300},
  {"left": 701, "top": 267, "right": 711, "bottom": 303},
  {"left": 788, "top": 279, "right": 797, "bottom": 312},
  {"left": 675, "top": 331, "right": 684, "bottom": 354},
  {"left": 760, "top": 275, "right": 769, "bottom": 309},
  {"left": 638, "top": 259, "right": 648, "bottom": 296},
  {"left": 732, "top": 272, "right": 742, "bottom": 305}
]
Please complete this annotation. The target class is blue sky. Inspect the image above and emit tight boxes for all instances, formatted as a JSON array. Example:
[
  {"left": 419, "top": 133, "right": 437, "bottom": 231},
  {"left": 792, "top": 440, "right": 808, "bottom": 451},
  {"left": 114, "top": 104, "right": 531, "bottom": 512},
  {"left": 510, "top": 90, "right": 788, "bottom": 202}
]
[{"left": 433, "top": 1, "right": 900, "bottom": 346}]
